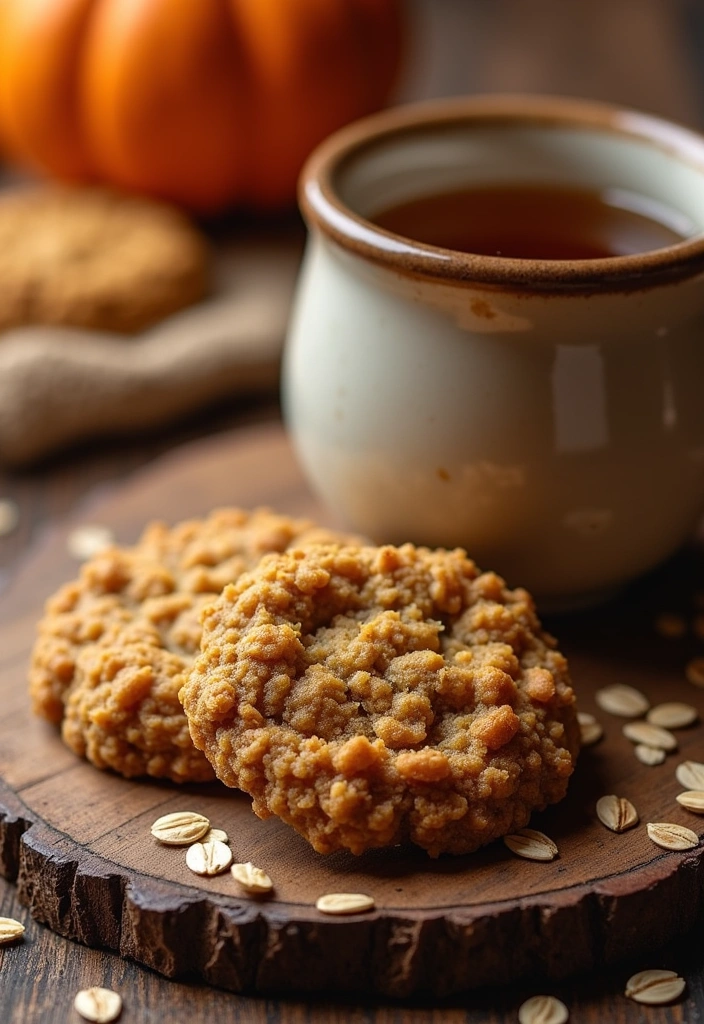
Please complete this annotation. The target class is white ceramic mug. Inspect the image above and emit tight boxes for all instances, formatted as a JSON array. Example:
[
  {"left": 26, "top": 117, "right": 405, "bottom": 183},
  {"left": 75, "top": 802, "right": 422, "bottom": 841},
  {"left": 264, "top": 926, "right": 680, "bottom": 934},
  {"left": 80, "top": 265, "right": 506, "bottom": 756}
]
[{"left": 282, "top": 95, "right": 704, "bottom": 605}]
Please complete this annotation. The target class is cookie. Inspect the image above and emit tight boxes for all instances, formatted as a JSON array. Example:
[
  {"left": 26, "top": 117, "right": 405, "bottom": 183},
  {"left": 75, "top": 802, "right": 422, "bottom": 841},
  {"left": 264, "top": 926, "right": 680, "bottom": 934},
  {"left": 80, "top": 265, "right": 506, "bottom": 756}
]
[
  {"left": 30, "top": 508, "right": 355, "bottom": 783},
  {"left": 0, "top": 187, "right": 208, "bottom": 333},
  {"left": 182, "top": 544, "right": 579, "bottom": 856}
]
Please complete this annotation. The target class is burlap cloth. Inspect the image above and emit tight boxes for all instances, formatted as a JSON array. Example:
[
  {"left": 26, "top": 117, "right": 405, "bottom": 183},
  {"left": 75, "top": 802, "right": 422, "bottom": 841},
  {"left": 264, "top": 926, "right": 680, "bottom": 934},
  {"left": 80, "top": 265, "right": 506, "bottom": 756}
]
[{"left": 0, "top": 230, "right": 303, "bottom": 466}]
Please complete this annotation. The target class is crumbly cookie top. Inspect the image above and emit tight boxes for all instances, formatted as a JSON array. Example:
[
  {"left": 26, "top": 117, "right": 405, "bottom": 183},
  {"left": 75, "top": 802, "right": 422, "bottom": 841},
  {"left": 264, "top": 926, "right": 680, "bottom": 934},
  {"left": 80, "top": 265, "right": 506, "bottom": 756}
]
[
  {"left": 30, "top": 507, "right": 352, "bottom": 783},
  {"left": 183, "top": 543, "right": 579, "bottom": 856}
]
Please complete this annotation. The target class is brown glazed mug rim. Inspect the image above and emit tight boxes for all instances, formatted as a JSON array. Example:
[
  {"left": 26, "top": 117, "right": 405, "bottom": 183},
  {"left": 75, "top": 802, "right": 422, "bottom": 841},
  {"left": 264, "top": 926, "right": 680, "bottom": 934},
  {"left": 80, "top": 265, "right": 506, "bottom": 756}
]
[{"left": 299, "top": 94, "right": 704, "bottom": 293}]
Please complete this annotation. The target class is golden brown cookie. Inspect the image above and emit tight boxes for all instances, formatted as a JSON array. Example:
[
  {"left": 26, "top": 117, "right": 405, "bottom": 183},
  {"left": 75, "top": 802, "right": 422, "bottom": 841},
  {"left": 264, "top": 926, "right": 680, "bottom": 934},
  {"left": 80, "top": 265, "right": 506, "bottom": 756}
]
[
  {"left": 0, "top": 187, "right": 208, "bottom": 333},
  {"left": 30, "top": 508, "right": 355, "bottom": 782},
  {"left": 182, "top": 544, "right": 580, "bottom": 856}
]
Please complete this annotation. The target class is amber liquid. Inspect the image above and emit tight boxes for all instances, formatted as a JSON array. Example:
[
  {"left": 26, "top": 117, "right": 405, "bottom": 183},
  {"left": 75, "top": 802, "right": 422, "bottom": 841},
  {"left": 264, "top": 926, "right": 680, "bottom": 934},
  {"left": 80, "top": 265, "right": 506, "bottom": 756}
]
[{"left": 373, "top": 183, "right": 689, "bottom": 260}]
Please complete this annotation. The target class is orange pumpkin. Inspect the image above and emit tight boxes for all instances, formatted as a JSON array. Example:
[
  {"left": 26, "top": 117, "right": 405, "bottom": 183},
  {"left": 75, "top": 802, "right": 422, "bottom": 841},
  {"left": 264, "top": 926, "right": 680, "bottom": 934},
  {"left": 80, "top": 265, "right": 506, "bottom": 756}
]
[{"left": 0, "top": 0, "right": 403, "bottom": 211}]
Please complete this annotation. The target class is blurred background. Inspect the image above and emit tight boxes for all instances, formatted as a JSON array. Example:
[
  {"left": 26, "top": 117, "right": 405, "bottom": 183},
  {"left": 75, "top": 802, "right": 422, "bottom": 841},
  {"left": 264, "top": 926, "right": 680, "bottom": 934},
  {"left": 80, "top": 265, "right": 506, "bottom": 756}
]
[
  {"left": 1, "top": 0, "right": 704, "bottom": 570},
  {"left": 400, "top": 0, "right": 704, "bottom": 122}
]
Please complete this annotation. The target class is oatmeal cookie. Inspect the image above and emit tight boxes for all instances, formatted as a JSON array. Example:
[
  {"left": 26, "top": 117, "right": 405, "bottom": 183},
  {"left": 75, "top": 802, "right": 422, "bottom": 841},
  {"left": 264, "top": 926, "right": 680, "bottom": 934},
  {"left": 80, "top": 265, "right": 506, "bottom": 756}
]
[
  {"left": 182, "top": 544, "right": 579, "bottom": 856},
  {"left": 0, "top": 187, "right": 208, "bottom": 333},
  {"left": 30, "top": 508, "right": 353, "bottom": 782}
]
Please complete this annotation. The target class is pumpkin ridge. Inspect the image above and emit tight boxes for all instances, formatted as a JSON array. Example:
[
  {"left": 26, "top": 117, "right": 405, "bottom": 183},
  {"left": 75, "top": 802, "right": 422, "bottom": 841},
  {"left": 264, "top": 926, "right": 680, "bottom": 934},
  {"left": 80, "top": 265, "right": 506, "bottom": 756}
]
[{"left": 0, "top": 0, "right": 97, "bottom": 180}]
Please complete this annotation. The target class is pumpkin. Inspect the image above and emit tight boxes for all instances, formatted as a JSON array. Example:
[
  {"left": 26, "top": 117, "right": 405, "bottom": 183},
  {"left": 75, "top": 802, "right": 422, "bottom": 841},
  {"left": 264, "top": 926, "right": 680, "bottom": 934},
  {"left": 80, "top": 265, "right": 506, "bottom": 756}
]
[{"left": 0, "top": 0, "right": 403, "bottom": 212}]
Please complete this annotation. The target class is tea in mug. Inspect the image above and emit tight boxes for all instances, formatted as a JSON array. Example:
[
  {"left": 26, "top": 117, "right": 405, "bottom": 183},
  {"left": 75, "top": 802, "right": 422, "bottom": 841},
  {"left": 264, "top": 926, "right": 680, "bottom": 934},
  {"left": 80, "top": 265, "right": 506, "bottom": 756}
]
[{"left": 372, "top": 183, "right": 690, "bottom": 260}]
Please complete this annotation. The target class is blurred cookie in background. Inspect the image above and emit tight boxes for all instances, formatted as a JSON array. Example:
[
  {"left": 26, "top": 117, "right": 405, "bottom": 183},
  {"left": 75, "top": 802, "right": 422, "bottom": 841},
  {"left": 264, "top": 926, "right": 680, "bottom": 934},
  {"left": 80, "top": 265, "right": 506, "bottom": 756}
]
[{"left": 0, "top": 187, "right": 209, "bottom": 333}]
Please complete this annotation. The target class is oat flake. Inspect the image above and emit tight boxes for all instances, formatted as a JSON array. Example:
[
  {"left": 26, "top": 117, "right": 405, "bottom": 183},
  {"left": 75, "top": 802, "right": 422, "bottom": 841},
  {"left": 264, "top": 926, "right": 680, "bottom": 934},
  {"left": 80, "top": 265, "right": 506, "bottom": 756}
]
[
  {"left": 675, "top": 790, "right": 704, "bottom": 814},
  {"left": 595, "top": 684, "right": 649, "bottom": 717},
  {"left": 517, "top": 994, "right": 569, "bottom": 1024},
  {"left": 596, "top": 795, "right": 638, "bottom": 833},
  {"left": 503, "top": 828, "right": 558, "bottom": 862},
  {"left": 0, "top": 917, "right": 25, "bottom": 945},
  {"left": 646, "top": 822, "right": 699, "bottom": 851},
  {"left": 315, "top": 892, "right": 375, "bottom": 915},
  {"left": 186, "top": 839, "right": 233, "bottom": 876},
  {"left": 67, "top": 524, "right": 115, "bottom": 561},
  {"left": 150, "top": 811, "right": 210, "bottom": 845},
  {"left": 625, "top": 969, "right": 686, "bottom": 1005},
  {"left": 0, "top": 499, "right": 19, "bottom": 538},
  {"left": 73, "top": 987, "right": 122, "bottom": 1023},
  {"left": 231, "top": 862, "right": 273, "bottom": 894},
  {"left": 635, "top": 744, "right": 666, "bottom": 766},
  {"left": 577, "top": 712, "right": 603, "bottom": 747},
  {"left": 676, "top": 760, "right": 704, "bottom": 790},
  {"left": 647, "top": 702, "right": 698, "bottom": 729},
  {"left": 622, "top": 721, "right": 677, "bottom": 751},
  {"left": 205, "top": 827, "right": 229, "bottom": 844}
]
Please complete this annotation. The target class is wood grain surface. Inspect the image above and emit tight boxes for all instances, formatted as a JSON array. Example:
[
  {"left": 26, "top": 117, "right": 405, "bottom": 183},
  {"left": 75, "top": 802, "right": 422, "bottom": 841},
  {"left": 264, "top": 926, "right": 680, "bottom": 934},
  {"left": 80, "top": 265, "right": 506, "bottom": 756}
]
[{"left": 1, "top": 422, "right": 704, "bottom": 1002}]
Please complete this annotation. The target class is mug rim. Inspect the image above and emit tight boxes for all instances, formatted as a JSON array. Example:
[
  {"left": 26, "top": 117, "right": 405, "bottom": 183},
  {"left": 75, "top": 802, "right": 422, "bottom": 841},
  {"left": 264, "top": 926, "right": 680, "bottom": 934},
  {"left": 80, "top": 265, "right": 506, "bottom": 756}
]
[{"left": 299, "top": 94, "right": 704, "bottom": 292}]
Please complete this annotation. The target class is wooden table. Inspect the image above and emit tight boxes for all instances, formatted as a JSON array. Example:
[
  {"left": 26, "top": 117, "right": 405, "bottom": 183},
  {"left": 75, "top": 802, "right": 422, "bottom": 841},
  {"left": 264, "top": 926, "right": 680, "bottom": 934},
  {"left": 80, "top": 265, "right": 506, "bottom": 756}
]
[{"left": 2, "top": 1, "right": 704, "bottom": 1019}]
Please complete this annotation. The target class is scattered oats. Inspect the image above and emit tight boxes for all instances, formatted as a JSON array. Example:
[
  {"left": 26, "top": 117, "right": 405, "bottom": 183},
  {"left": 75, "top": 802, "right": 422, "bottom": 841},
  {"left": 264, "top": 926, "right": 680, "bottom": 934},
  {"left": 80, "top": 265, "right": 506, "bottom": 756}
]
[
  {"left": 622, "top": 721, "right": 677, "bottom": 751},
  {"left": 693, "top": 614, "right": 704, "bottom": 641},
  {"left": 73, "top": 987, "right": 123, "bottom": 1023},
  {"left": 150, "top": 811, "right": 210, "bottom": 846},
  {"left": 596, "top": 795, "right": 639, "bottom": 833},
  {"left": 503, "top": 828, "right": 558, "bottom": 862},
  {"left": 654, "top": 613, "right": 687, "bottom": 639},
  {"left": 646, "top": 822, "right": 699, "bottom": 851},
  {"left": 577, "top": 712, "right": 603, "bottom": 747},
  {"left": 676, "top": 760, "right": 704, "bottom": 790},
  {"left": 625, "top": 969, "right": 686, "bottom": 1005},
  {"left": 635, "top": 744, "right": 666, "bottom": 766},
  {"left": 186, "top": 839, "right": 233, "bottom": 876},
  {"left": 676, "top": 791, "right": 704, "bottom": 814},
  {"left": 315, "top": 892, "right": 375, "bottom": 915},
  {"left": 685, "top": 657, "right": 704, "bottom": 688},
  {"left": 67, "top": 524, "right": 115, "bottom": 561},
  {"left": 517, "top": 994, "right": 569, "bottom": 1024},
  {"left": 231, "top": 862, "right": 273, "bottom": 894},
  {"left": 0, "top": 499, "right": 19, "bottom": 538},
  {"left": 0, "top": 917, "right": 25, "bottom": 945},
  {"left": 647, "top": 702, "right": 698, "bottom": 729},
  {"left": 595, "top": 684, "right": 649, "bottom": 718}
]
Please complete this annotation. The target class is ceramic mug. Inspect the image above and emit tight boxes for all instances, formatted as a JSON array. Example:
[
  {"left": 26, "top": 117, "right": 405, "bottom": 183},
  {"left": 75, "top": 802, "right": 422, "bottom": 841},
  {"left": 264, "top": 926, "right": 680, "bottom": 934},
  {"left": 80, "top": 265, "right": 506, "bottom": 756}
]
[{"left": 282, "top": 95, "right": 704, "bottom": 605}]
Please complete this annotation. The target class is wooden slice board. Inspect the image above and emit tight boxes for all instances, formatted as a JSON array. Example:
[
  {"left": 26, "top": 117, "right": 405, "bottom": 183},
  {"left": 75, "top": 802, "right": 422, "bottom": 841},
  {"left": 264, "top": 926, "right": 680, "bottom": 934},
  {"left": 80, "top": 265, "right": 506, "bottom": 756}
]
[{"left": 1, "top": 421, "right": 704, "bottom": 999}]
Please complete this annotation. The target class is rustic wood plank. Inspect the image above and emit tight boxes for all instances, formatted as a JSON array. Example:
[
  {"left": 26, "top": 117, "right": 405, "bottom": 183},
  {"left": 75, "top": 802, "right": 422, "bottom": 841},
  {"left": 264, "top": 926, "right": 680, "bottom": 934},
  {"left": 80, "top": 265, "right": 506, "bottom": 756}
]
[
  {"left": 1, "top": 422, "right": 704, "bottom": 1002},
  {"left": 1, "top": 861, "right": 702, "bottom": 1023}
]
